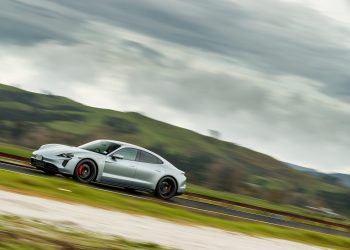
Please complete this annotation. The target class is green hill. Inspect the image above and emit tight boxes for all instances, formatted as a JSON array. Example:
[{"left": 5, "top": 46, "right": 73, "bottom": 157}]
[{"left": 0, "top": 83, "right": 349, "bottom": 214}]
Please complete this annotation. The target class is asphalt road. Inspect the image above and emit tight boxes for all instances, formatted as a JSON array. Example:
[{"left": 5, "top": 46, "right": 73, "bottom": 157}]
[{"left": 1, "top": 161, "right": 349, "bottom": 238}]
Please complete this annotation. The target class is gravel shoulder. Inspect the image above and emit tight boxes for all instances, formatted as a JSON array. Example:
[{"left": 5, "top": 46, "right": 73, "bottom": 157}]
[{"left": 0, "top": 190, "right": 327, "bottom": 250}]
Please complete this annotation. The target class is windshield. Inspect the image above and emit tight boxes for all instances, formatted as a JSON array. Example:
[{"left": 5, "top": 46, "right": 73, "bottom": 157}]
[{"left": 79, "top": 141, "right": 120, "bottom": 155}]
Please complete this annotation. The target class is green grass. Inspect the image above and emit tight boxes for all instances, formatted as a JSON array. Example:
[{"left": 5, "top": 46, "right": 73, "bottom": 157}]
[
  {"left": 187, "top": 184, "right": 347, "bottom": 223},
  {"left": 47, "top": 121, "right": 93, "bottom": 135},
  {"left": 0, "top": 143, "right": 32, "bottom": 158},
  {"left": 0, "top": 101, "right": 34, "bottom": 111},
  {"left": 0, "top": 215, "right": 171, "bottom": 250},
  {"left": 0, "top": 171, "right": 349, "bottom": 250}
]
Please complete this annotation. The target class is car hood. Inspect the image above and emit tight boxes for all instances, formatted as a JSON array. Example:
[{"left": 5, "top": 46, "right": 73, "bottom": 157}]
[{"left": 35, "top": 144, "right": 94, "bottom": 156}]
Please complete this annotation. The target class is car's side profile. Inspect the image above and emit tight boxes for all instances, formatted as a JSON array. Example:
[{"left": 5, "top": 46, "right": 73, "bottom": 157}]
[{"left": 31, "top": 140, "right": 186, "bottom": 199}]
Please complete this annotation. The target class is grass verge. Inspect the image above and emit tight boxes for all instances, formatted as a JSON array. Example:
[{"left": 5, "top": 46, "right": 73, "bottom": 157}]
[
  {"left": 0, "top": 143, "right": 32, "bottom": 158},
  {"left": 0, "top": 214, "right": 172, "bottom": 250},
  {"left": 187, "top": 184, "right": 348, "bottom": 224},
  {"left": 0, "top": 170, "right": 349, "bottom": 250}
]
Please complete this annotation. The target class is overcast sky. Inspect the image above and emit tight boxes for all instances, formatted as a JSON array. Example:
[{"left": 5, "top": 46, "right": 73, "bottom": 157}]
[{"left": 1, "top": 0, "right": 350, "bottom": 173}]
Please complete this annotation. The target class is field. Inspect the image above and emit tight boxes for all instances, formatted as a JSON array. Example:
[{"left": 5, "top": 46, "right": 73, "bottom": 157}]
[{"left": 0, "top": 143, "right": 32, "bottom": 158}]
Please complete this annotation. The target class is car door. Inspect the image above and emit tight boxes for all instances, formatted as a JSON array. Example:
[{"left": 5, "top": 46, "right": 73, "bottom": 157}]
[
  {"left": 101, "top": 147, "right": 138, "bottom": 185},
  {"left": 133, "top": 150, "right": 164, "bottom": 190}
]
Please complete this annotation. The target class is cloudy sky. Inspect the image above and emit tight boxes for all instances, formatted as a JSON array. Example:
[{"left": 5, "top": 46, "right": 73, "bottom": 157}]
[{"left": 1, "top": 0, "right": 350, "bottom": 173}]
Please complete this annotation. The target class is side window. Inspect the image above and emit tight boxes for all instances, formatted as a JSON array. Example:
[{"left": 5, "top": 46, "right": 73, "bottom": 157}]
[
  {"left": 115, "top": 148, "right": 138, "bottom": 161},
  {"left": 138, "top": 150, "right": 163, "bottom": 164},
  {"left": 105, "top": 143, "right": 121, "bottom": 155}
]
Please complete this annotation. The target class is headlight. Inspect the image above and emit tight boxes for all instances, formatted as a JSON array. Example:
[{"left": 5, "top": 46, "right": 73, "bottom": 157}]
[{"left": 57, "top": 153, "right": 74, "bottom": 158}]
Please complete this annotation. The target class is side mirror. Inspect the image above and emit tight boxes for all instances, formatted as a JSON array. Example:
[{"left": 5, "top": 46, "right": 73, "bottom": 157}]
[{"left": 112, "top": 154, "right": 124, "bottom": 160}]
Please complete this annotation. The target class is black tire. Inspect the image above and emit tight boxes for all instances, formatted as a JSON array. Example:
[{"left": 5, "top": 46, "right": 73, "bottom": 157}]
[
  {"left": 155, "top": 176, "right": 177, "bottom": 200},
  {"left": 73, "top": 159, "right": 97, "bottom": 183}
]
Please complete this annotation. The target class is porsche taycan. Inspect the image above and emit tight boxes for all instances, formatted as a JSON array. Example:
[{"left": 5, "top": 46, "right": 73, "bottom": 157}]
[{"left": 31, "top": 140, "right": 186, "bottom": 199}]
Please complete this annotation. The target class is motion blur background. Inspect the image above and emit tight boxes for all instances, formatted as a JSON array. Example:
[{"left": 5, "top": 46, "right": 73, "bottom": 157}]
[{"left": 1, "top": 0, "right": 350, "bottom": 216}]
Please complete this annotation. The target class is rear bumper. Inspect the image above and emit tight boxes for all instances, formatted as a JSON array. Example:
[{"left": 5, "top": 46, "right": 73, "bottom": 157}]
[
  {"left": 176, "top": 177, "right": 187, "bottom": 195},
  {"left": 176, "top": 185, "right": 186, "bottom": 195}
]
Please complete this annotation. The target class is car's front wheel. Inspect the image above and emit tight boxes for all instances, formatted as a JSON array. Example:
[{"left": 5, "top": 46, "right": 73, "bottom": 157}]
[
  {"left": 155, "top": 176, "right": 177, "bottom": 200},
  {"left": 73, "top": 159, "right": 97, "bottom": 184}
]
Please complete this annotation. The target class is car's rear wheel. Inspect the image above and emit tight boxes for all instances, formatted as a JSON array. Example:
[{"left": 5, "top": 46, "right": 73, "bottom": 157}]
[
  {"left": 73, "top": 159, "right": 97, "bottom": 183},
  {"left": 155, "top": 176, "right": 177, "bottom": 200}
]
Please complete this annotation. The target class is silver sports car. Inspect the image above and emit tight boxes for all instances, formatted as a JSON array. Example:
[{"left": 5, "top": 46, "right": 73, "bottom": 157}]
[{"left": 31, "top": 140, "right": 186, "bottom": 199}]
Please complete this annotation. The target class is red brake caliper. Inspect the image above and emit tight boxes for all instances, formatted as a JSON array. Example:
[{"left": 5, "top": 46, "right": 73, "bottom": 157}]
[{"left": 78, "top": 164, "right": 85, "bottom": 176}]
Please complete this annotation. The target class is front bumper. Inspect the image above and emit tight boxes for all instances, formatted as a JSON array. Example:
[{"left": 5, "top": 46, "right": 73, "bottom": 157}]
[
  {"left": 31, "top": 158, "right": 59, "bottom": 173},
  {"left": 30, "top": 155, "right": 75, "bottom": 175}
]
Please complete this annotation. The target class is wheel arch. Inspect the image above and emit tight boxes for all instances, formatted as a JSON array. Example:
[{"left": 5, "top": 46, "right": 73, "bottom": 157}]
[
  {"left": 155, "top": 175, "right": 179, "bottom": 199},
  {"left": 76, "top": 158, "right": 98, "bottom": 168},
  {"left": 75, "top": 158, "right": 99, "bottom": 180},
  {"left": 157, "top": 175, "right": 178, "bottom": 189}
]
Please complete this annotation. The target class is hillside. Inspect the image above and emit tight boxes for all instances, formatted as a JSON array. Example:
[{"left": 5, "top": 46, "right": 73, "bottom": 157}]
[
  {"left": 332, "top": 174, "right": 350, "bottom": 188},
  {"left": 0, "top": 83, "right": 349, "bottom": 214},
  {"left": 288, "top": 163, "right": 350, "bottom": 188},
  {"left": 286, "top": 163, "right": 320, "bottom": 175}
]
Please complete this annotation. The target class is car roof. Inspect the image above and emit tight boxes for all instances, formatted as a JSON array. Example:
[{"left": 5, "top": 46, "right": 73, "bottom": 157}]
[
  {"left": 103, "top": 139, "right": 143, "bottom": 149},
  {"left": 99, "top": 139, "right": 170, "bottom": 164}
]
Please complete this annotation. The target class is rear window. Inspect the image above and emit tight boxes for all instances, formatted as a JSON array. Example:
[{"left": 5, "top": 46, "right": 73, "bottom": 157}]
[{"left": 138, "top": 150, "right": 163, "bottom": 164}]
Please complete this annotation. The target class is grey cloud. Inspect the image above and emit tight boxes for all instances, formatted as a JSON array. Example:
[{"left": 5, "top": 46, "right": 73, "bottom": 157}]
[
  {"left": 123, "top": 40, "right": 164, "bottom": 65},
  {"left": 4, "top": 0, "right": 350, "bottom": 99},
  {"left": 0, "top": 15, "right": 53, "bottom": 45},
  {"left": 48, "top": 0, "right": 350, "bottom": 100},
  {"left": 0, "top": 0, "right": 82, "bottom": 45},
  {"left": 127, "top": 72, "right": 270, "bottom": 115}
]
